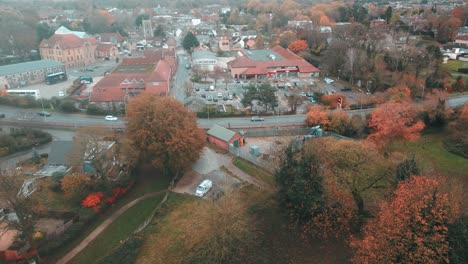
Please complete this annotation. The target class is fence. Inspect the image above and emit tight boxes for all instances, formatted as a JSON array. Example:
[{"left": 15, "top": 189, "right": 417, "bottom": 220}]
[{"left": 228, "top": 144, "right": 276, "bottom": 174}]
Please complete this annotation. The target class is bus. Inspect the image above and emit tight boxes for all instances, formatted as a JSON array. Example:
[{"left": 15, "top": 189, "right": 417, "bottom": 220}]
[
  {"left": 6, "top": 89, "right": 41, "bottom": 99},
  {"left": 46, "top": 72, "right": 67, "bottom": 85}
]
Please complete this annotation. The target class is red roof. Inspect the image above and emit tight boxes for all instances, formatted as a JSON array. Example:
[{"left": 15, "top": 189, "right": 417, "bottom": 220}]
[
  {"left": 246, "top": 39, "right": 255, "bottom": 47},
  {"left": 90, "top": 57, "right": 173, "bottom": 103},
  {"left": 40, "top": 34, "right": 97, "bottom": 49},
  {"left": 143, "top": 48, "right": 176, "bottom": 60},
  {"left": 96, "top": 43, "right": 116, "bottom": 52},
  {"left": 229, "top": 46, "right": 319, "bottom": 74},
  {"left": 99, "top": 32, "right": 126, "bottom": 43}
]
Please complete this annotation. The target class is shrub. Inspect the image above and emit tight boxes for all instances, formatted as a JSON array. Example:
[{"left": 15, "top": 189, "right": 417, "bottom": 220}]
[
  {"left": 59, "top": 100, "right": 78, "bottom": 113},
  {"left": 457, "top": 68, "right": 468, "bottom": 74},
  {"left": 87, "top": 104, "right": 108, "bottom": 115}
]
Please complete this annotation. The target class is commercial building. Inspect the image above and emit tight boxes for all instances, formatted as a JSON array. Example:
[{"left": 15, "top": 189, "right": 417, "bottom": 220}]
[
  {"left": 89, "top": 56, "right": 175, "bottom": 110},
  {"left": 228, "top": 46, "right": 320, "bottom": 80}
]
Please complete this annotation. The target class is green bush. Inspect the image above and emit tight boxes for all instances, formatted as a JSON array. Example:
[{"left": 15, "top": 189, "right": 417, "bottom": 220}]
[
  {"left": 87, "top": 104, "right": 108, "bottom": 115},
  {"left": 59, "top": 100, "right": 79, "bottom": 113},
  {"left": 0, "top": 128, "right": 52, "bottom": 156}
]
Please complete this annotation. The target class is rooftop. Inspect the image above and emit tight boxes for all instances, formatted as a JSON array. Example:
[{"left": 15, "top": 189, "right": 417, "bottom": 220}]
[
  {"left": 244, "top": 49, "right": 283, "bottom": 61},
  {"left": 207, "top": 124, "right": 237, "bottom": 142},
  {"left": 0, "top": 60, "right": 65, "bottom": 77}
]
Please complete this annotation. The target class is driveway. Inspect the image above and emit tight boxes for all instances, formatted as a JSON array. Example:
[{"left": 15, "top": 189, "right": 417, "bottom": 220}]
[{"left": 173, "top": 147, "right": 269, "bottom": 196}]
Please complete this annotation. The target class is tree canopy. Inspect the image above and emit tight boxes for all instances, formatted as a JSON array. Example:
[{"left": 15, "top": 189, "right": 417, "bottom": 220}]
[
  {"left": 125, "top": 94, "right": 205, "bottom": 177},
  {"left": 135, "top": 14, "right": 150, "bottom": 27},
  {"left": 182, "top": 32, "right": 200, "bottom": 52}
]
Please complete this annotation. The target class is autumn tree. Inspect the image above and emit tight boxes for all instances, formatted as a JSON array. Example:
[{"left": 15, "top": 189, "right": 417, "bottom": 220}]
[
  {"left": 0, "top": 171, "right": 42, "bottom": 262},
  {"left": 352, "top": 176, "right": 462, "bottom": 264},
  {"left": 305, "top": 105, "right": 329, "bottom": 127},
  {"left": 286, "top": 94, "right": 302, "bottom": 112},
  {"left": 126, "top": 94, "right": 205, "bottom": 178},
  {"left": 368, "top": 101, "right": 425, "bottom": 148},
  {"left": 421, "top": 89, "right": 452, "bottom": 127},
  {"left": 321, "top": 93, "right": 347, "bottom": 108},
  {"left": 61, "top": 173, "right": 94, "bottom": 203},
  {"left": 184, "top": 80, "right": 194, "bottom": 97},
  {"left": 288, "top": 40, "right": 308, "bottom": 53},
  {"left": 304, "top": 138, "right": 393, "bottom": 215}
]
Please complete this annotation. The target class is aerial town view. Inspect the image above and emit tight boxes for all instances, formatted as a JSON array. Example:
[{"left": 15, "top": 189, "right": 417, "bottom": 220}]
[{"left": 0, "top": 0, "right": 467, "bottom": 263}]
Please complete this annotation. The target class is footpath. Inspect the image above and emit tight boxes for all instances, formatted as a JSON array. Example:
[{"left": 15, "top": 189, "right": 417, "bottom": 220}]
[{"left": 55, "top": 191, "right": 165, "bottom": 264}]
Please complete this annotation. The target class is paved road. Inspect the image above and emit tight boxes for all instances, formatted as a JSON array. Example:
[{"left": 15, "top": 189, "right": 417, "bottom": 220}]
[{"left": 0, "top": 96, "right": 466, "bottom": 129}]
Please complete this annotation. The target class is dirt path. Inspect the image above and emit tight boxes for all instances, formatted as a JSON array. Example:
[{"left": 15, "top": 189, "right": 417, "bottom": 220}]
[{"left": 55, "top": 191, "right": 165, "bottom": 264}]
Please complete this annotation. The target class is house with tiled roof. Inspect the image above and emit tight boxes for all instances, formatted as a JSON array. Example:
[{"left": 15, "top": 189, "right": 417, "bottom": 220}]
[
  {"left": 96, "top": 43, "right": 118, "bottom": 59},
  {"left": 98, "top": 32, "right": 126, "bottom": 46},
  {"left": 228, "top": 46, "right": 320, "bottom": 80},
  {"left": 39, "top": 26, "right": 97, "bottom": 68},
  {"left": 89, "top": 57, "right": 174, "bottom": 110},
  {"left": 455, "top": 26, "right": 468, "bottom": 46}
]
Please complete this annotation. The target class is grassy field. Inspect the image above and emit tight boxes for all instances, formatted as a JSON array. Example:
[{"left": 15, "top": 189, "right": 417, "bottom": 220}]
[
  {"left": 233, "top": 158, "right": 276, "bottom": 186},
  {"left": 444, "top": 60, "right": 467, "bottom": 72},
  {"left": 47, "top": 171, "right": 171, "bottom": 262},
  {"left": 389, "top": 132, "right": 468, "bottom": 179},
  {"left": 69, "top": 193, "right": 166, "bottom": 264},
  {"left": 136, "top": 189, "right": 349, "bottom": 264}
]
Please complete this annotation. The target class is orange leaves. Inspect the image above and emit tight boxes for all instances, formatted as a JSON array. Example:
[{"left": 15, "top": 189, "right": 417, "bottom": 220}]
[
  {"left": 126, "top": 93, "right": 205, "bottom": 173},
  {"left": 368, "top": 101, "right": 425, "bottom": 147},
  {"left": 81, "top": 192, "right": 104, "bottom": 208},
  {"left": 288, "top": 40, "right": 308, "bottom": 53},
  {"left": 305, "top": 105, "right": 329, "bottom": 127},
  {"left": 352, "top": 176, "right": 461, "bottom": 264}
]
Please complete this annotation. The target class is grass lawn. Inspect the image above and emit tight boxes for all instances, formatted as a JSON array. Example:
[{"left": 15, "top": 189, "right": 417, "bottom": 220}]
[
  {"left": 69, "top": 193, "right": 166, "bottom": 264},
  {"left": 136, "top": 188, "right": 348, "bottom": 264},
  {"left": 47, "top": 172, "right": 171, "bottom": 262},
  {"left": 444, "top": 60, "right": 467, "bottom": 72},
  {"left": 233, "top": 158, "right": 276, "bottom": 187},
  {"left": 389, "top": 132, "right": 468, "bottom": 179}
]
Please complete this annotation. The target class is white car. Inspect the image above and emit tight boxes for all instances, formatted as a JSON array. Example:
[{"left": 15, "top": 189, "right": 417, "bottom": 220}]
[
  {"left": 58, "top": 91, "right": 65, "bottom": 97},
  {"left": 195, "top": 179, "right": 212, "bottom": 197},
  {"left": 217, "top": 92, "right": 223, "bottom": 97},
  {"left": 105, "top": 115, "right": 118, "bottom": 121}
]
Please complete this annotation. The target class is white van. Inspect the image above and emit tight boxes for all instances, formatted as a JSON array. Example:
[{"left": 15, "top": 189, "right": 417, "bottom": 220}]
[
  {"left": 195, "top": 179, "right": 212, "bottom": 197},
  {"left": 209, "top": 85, "right": 215, "bottom": 91}
]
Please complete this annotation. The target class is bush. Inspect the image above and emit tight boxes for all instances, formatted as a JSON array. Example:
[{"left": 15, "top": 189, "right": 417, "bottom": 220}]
[
  {"left": 50, "top": 172, "right": 66, "bottom": 192},
  {"left": 87, "top": 104, "right": 108, "bottom": 115},
  {"left": 59, "top": 100, "right": 78, "bottom": 113},
  {"left": 457, "top": 68, "right": 468, "bottom": 74},
  {"left": 190, "top": 75, "right": 202, "bottom": 83}
]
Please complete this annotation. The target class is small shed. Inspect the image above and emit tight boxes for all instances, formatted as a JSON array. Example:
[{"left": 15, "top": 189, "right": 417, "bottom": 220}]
[{"left": 207, "top": 125, "right": 243, "bottom": 150}]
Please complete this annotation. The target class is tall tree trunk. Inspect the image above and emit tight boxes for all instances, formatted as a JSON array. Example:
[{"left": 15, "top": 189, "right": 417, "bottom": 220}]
[{"left": 352, "top": 190, "right": 365, "bottom": 215}]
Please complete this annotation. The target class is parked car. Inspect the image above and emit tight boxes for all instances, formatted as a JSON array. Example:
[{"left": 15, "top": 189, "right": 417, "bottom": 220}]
[
  {"left": 213, "top": 98, "right": 219, "bottom": 102},
  {"left": 105, "top": 115, "right": 118, "bottom": 121},
  {"left": 210, "top": 85, "right": 215, "bottom": 91},
  {"left": 58, "top": 91, "right": 65, "bottom": 97},
  {"left": 37, "top": 111, "right": 51, "bottom": 117},
  {"left": 201, "top": 94, "right": 206, "bottom": 98},
  {"left": 207, "top": 95, "right": 213, "bottom": 101},
  {"left": 204, "top": 86, "right": 209, "bottom": 91},
  {"left": 217, "top": 92, "right": 223, "bottom": 97},
  {"left": 0, "top": 114, "right": 5, "bottom": 118},
  {"left": 341, "top": 87, "right": 352, "bottom": 92},
  {"left": 195, "top": 179, "right": 212, "bottom": 197},
  {"left": 195, "top": 87, "right": 200, "bottom": 91},
  {"left": 228, "top": 94, "right": 233, "bottom": 100},
  {"left": 251, "top": 116, "right": 265, "bottom": 122},
  {"left": 306, "top": 92, "right": 314, "bottom": 97}
]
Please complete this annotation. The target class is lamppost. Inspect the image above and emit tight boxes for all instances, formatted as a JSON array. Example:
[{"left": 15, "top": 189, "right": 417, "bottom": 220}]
[{"left": 358, "top": 89, "right": 364, "bottom": 118}]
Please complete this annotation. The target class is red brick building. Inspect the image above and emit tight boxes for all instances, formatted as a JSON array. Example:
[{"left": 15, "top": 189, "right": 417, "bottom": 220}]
[
  {"left": 89, "top": 56, "right": 175, "bottom": 110},
  {"left": 228, "top": 46, "right": 320, "bottom": 80},
  {"left": 207, "top": 125, "right": 243, "bottom": 150}
]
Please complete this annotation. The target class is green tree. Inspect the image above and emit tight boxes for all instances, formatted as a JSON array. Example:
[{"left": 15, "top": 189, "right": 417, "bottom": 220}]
[
  {"left": 153, "top": 24, "right": 165, "bottom": 37},
  {"left": 240, "top": 84, "right": 258, "bottom": 109},
  {"left": 395, "top": 156, "right": 419, "bottom": 183},
  {"left": 384, "top": 6, "right": 393, "bottom": 23},
  {"left": 135, "top": 14, "right": 150, "bottom": 27},
  {"left": 36, "top": 23, "right": 54, "bottom": 43},
  {"left": 275, "top": 144, "right": 324, "bottom": 226},
  {"left": 126, "top": 94, "right": 205, "bottom": 178},
  {"left": 182, "top": 32, "right": 200, "bottom": 53},
  {"left": 256, "top": 83, "right": 278, "bottom": 112}
]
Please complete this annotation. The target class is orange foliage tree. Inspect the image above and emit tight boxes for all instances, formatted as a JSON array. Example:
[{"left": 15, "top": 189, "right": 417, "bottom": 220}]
[
  {"left": 305, "top": 105, "right": 329, "bottom": 127},
  {"left": 126, "top": 94, "right": 205, "bottom": 178},
  {"left": 352, "top": 176, "right": 461, "bottom": 264},
  {"left": 368, "top": 102, "right": 425, "bottom": 147},
  {"left": 288, "top": 40, "right": 308, "bottom": 53}
]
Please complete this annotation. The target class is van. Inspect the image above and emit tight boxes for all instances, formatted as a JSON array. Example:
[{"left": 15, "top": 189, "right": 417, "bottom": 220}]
[
  {"left": 209, "top": 85, "right": 215, "bottom": 91},
  {"left": 80, "top": 76, "right": 93, "bottom": 84},
  {"left": 195, "top": 179, "right": 212, "bottom": 197}
]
